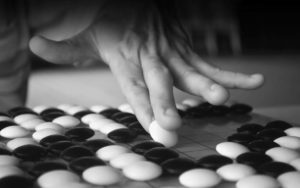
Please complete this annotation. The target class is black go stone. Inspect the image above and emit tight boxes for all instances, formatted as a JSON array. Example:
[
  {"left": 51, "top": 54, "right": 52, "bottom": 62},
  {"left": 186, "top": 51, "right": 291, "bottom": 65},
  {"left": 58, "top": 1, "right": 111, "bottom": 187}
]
[
  {"left": 229, "top": 103, "right": 253, "bottom": 115},
  {"left": 258, "top": 161, "right": 296, "bottom": 177},
  {"left": 227, "top": 133, "right": 256, "bottom": 145},
  {"left": 177, "top": 109, "right": 186, "bottom": 118},
  {"left": 236, "top": 152, "right": 273, "bottom": 169},
  {"left": 40, "top": 135, "right": 69, "bottom": 147},
  {"left": 48, "top": 141, "right": 75, "bottom": 155},
  {"left": 161, "top": 157, "right": 197, "bottom": 175},
  {"left": 256, "top": 128, "right": 286, "bottom": 141},
  {"left": 210, "top": 105, "right": 230, "bottom": 116},
  {"left": 82, "top": 139, "right": 114, "bottom": 152},
  {"left": 107, "top": 128, "right": 137, "bottom": 143},
  {"left": 0, "top": 121, "right": 16, "bottom": 130},
  {"left": 237, "top": 123, "right": 264, "bottom": 134},
  {"left": 65, "top": 127, "right": 95, "bottom": 141},
  {"left": 40, "top": 108, "right": 65, "bottom": 116},
  {"left": 29, "top": 161, "right": 67, "bottom": 177},
  {"left": 13, "top": 145, "right": 47, "bottom": 161},
  {"left": 0, "top": 175, "right": 34, "bottom": 188},
  {"left": 0, "top": 112, "right": 9, "bottom": 116},
  {"left": 99, "top": 108, "right": 121, "bottom": 118},
  {"left": 128, "top": 121, "right": 148, "bottom": 135},
  {"left": 69, "top": 156, "right": 105, "bottom": 174},
  {"left": 60, "top": 146, "right": 94, "bottom": 161},
  {"left": 7, "top": 107, "right": 36, "bottom": 117},
  {"left": 41, "top": 111, "right": 66, "bottom": 122},
  {"left": 118, "top": 116, "right": 138, "bottom": 126},
  {"left": 73, "top": 110, "right": 94, "bottom": 119},
  {"left": 144, "top": 147, "right": 179, "bottom": 164},
  {"left": 110, "top": 112, "right": 134, "bottom": 122},
  {"left": 197, "top": 155, "right": 233, "bottom": 170},
  {"left": 185, "top": 103, "right": 213, "bottom": 118},
  {"left": 131, "top": 141, "right": 165, "bottom": 155},
  {"left": 265, "top": 120, "right": 293, "bottom": 130},
  {"left": 0, "top": 148, "right": 12, "bottom": 155},
  {"left": 247, "top": 139, "right": 280, "bottom": 153}
]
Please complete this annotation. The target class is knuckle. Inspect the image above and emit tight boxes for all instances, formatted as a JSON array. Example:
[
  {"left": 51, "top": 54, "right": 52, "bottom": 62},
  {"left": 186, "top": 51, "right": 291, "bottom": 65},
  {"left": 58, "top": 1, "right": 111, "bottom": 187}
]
[
  {"left": 124, "top": 78, "right": 147, "bottom": 95},
  {"left": 147, "top": 65, "right": 171, "bottom": 78},
  {"left": 182, "top": 68, "right": 197, "bottom": 79}
]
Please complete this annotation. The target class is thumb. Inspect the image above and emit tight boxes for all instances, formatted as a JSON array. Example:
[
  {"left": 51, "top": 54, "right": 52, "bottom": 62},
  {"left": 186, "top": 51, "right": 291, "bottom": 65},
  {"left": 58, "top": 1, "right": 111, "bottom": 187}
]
[{"left": 29, "top": 35, "right": 83, "bottom": 65}]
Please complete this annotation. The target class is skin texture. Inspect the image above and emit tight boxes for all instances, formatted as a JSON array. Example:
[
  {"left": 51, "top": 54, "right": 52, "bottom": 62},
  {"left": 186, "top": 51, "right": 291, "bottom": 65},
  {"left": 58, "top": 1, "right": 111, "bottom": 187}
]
[{"left": 29, "top": 0, "right": 264, "bottom": 132}]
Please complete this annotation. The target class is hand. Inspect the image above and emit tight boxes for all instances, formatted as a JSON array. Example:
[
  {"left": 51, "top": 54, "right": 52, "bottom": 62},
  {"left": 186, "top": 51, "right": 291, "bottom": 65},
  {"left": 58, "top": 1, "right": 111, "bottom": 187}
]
[{"left": 29, "top": 0, "right": 264, "bottom": 131}]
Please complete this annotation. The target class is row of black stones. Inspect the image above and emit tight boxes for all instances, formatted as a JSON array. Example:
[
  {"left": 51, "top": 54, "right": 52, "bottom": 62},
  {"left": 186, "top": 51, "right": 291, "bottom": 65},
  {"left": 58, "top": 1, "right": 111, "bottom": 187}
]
[
  {"left": 4, "top": 138, "right": 116, "bottom": 178},
  {"left": 98, "top": 108, "right": 148, "bottom": 142},
  {"left": 225, "top": 120, "right": 297, "bottom": 177},
  {"left": 180, "top": 102, "right": 253, "bottom": 118},
  {"left": 131, "top": 140, "right": 197, "bottom": 175}
]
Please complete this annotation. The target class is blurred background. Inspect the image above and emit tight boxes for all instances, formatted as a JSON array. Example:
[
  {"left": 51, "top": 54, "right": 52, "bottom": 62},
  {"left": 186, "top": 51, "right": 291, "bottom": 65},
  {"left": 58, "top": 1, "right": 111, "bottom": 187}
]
[{"left": 27, "top": 0, "right": 300, "bottom": 122}]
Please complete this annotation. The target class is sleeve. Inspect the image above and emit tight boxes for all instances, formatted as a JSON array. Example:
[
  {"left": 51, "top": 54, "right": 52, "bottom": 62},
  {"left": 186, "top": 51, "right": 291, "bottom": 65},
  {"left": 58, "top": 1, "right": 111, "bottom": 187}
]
[{"left": 0, "top": 0, "right": 30, "bottom": 111}]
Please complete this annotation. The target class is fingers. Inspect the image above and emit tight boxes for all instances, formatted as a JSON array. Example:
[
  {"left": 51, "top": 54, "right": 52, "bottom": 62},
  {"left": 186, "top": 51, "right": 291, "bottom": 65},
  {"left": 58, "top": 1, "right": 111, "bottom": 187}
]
[
  {"left": 140, "top": 53, "right": 182, "bottom": 131},
  {"left": 165, "top": 55, "right": 229, "bottom": 105},
  {"left": 189, "top": 54, "right": 264, "bottom": 89},
  {"left": 108, "top": 58, "right": 153, "bottom": 131}
]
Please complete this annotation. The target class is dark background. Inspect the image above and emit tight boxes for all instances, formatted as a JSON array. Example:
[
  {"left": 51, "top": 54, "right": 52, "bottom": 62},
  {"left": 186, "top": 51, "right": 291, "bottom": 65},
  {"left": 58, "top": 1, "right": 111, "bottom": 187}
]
[
  {"left": 238, "top": 0, "right": 300, "bottom": 53},
  {"left": 176, "top": 0, "right": 300, "bottom": 55}
]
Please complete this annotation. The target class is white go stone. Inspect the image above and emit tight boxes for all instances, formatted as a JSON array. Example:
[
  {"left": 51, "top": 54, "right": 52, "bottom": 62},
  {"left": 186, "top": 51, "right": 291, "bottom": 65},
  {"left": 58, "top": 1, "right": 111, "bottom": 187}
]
[
  {"left": 0, "top": 156, "right": 20, "bottom": 166},
  {"left": 83, "top": 166, "right": 121, "bottom": 185},
  {"left": 182, "top": 98, "right": 202, "bottom": 107},
  {"left": 274, "top": 136, "right": 300, "bottom": 150},
  {"left": 290, "top": 158, "right": 300, "bottom": 171},
  {"left": 266, "top": 147, "right": 299, "bottom": 163},
  {"left": 99, "top": 122, "right": 127, "bottom": 135},
  {"left": 0, "top": 126, "right": 30, "bottom": 139},
  {"left": 278, "top": 171, "right": 300, "bottom": 188},
  {"left": 37, "top": 170, "right": 80, "bottom": 188},
  {"left": 236, "top": 175, "right": 280, "bottom": 188},
  {"left": 0, "top": 166, "right": 24, "bottom": 178},
  {"left": 45, "top": 182, "right": 92, "bottom": 188},
  {"left": 89, "top": 119, "right": 116, "bottom": 131},
  {"left": 81, "top": 113, "right": 105, "bottom": 124},
  {"left": 217, "top": 164, "right": 256, "bottom": 182},
  {"left": 96, "top": 145, "right": 130, "bottom": 161},
  {"left": 110, "top": 152, "right": 146, "bottom": 169},
  {"left": 0, "top": 116, "right": 13, "bottom": 122},
  {"left": 90, "top": 105, "right": 110, "bottom": 113},
  {"left": 20, "top": 118, "right": 45, "bottom": 130},
  {"left": 149, "top": 121, "right": 178, "bottom": 148},
  {"left": 57, "top": 104, "right": 74, "bottom": 111},
  {"left": 33, "top": 105, "right": 51, "bottom": 113},
  {"left": 118, "top": 103, "right": 134, "bottom": 114},
  {"left": 6, "top": 137, "right": 37, "bottom": 151},
  {"left": 285, "top": 127, "right": 300, "bottom": 137},
  {"left": 32, "top": 128, "right": 62, "bottom": 142},
  {"left": 52, "top": 115, "right": 80, "bottom": 128},
  {"left": 14, "top": 114, "right": 40, "bottom": 124},
  {"left": 67, "top": 106, "right": 89, "bottom": 115},
  {"left": 35, "top": 122, "right": 64, "bottom": 132},
  {"left": 179, "top": 168, "right": 221, "bottom": 188},
  {"left": 123, "top": 161, "right": 162, "bottom": 181},
  {"left": 216, "top": 142, "right": 249, "bottom": 159}
]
